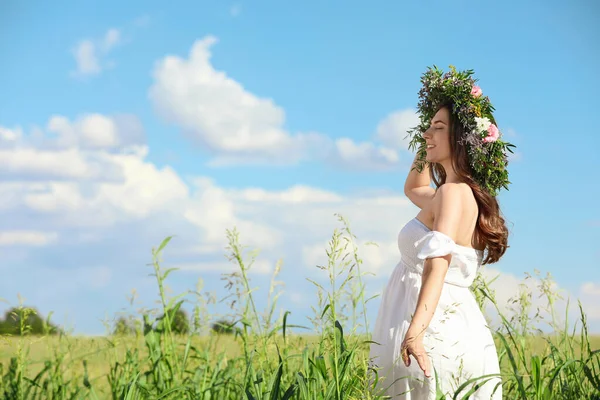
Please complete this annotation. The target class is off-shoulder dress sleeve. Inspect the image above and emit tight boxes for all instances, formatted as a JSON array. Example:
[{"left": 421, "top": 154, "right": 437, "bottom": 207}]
[{"left": 414, "top": 231, "right": 456, "bottom": 260}]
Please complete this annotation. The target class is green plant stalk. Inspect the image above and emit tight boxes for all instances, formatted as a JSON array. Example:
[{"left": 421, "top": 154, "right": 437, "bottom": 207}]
[{"left": 151, "top": 236, "right": 182, "bottom": 382}]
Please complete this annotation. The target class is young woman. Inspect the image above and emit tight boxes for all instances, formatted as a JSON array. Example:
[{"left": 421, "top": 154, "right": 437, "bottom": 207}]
[{"left": 369, "top": 66, "right": 514, "bottom": 399}]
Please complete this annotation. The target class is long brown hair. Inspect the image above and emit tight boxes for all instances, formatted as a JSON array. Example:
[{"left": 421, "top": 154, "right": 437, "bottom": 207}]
[{"left": 430, "top": 103, "right": 508, "bottom": 264}]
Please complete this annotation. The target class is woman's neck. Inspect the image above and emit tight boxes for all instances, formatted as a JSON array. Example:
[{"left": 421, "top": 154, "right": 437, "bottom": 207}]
[{"left": 440, "top": 160, "right": 462, "bottom": 184}]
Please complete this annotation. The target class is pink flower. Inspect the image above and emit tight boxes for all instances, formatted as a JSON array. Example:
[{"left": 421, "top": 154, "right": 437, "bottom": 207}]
[
  {"left": 471, "top": 85, "right": 482, "bottom": 97},
  {"left": 484, "top": 124, "right": 500, "bottom": 143}
]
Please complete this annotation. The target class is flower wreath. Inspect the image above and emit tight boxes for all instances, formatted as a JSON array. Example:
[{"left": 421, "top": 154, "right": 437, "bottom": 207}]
[{"left": 407, "top": 65, "right": 516, "bottom": 196}]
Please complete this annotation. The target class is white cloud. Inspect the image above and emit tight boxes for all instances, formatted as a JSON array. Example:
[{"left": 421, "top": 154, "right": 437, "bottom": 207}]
[
  {"left": 478, "top": 268, "right": 600, "bottom": 330},
  {"left": 239, "top": 185, "right": 343, "bottom": 203},
  {"left": 331, "top": 138, "right": 399, "bottom": 170},
  {"left": 303, "top": 239, "right": 399, "bottom": 276},
  {"left": 288, "top": 291, "right": 305, "bottom": 305},
  {"left": 183, "top": 177, "right": 280, "bottom": 248},
  {"left": 15, "top": 149, "right": 189, "bottom": 224},
  {"left": 102, "top": 28, "right": 121, "bottom": 52},
  {"left": 72, "top": 40, "right": 100, "bottom": 76},
  {"left": 0, "top": 114, "right": 144, "bottom": 182},
  {"left": 71, "top": 28, "right": 121, "bottom": 77},
  {"left": 580, "top": 282, "right": 600, "bottom": 319},
  {"left": 375, "top": 109, "right": 420, "bottom": 151},
  {"left": 171, "top": 259, "right": 272, "bottom": 274},
  {"left": 0, "top": 231, "right": 58, "bottom": 246},
  {"left": 93, "top": 150, "right": 190, "bottom": 218},
  {"left": 0, "top": 148, "right": 122, "bottom": 182},
  {"left": 0, "top": 126, "right": 22, "bottom": 143},
  {"left": 150, "top": 36, "right": 308, "bottom": 159},
  {"left": 149, "top": 36, "right": 400, "bottom": 170},
  {"left": 48, "top": 114, "right": 120, "bottom": 148},
  {"left": 71, "top": 16, "right": 152, "bottom": 78},
  {"left": 581, "top": 282, "right": 600, "bottom": 296}
]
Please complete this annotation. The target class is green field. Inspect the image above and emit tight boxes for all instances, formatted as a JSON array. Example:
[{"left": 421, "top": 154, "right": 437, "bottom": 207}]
[{"left": 1, "top": 218, "right": 599, "bottom": 399}]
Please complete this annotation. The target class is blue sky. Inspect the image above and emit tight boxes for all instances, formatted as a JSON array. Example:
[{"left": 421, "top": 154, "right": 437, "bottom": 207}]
[{"left": 0, "top": 0, "right": 599, "bottom": 335}]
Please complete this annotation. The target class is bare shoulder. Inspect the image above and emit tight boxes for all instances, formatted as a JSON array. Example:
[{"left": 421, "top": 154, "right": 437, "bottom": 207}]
[
  {"left": 432, "top": 183, "right": 475, "bottom": 238},
  {"left": 433, "top": 182, "right": 471, "bottom": 205}
]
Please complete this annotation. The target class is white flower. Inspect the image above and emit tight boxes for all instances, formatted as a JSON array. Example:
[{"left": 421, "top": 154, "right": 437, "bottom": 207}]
[{"left": 474, "top": 117, "right": 491, "bottom": 133}]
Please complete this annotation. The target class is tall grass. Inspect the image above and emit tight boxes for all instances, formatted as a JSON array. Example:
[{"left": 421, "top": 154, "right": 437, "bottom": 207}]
[{"left": 0, "top": 214, "right": 598, "bottom": 399}]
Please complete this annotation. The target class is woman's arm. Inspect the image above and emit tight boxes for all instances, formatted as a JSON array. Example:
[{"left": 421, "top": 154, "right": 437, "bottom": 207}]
[
  {"left": 404, "top": 154, "right": 435, "bottom": 209},
  {"left": 402, "top": 184, "right": 463, "bottom": 376}
]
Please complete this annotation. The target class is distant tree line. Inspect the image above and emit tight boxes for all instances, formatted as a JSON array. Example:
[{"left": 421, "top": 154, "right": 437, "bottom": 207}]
[
  {"left": 112, "top": 308, "right": 191, "bottom": 336},
  {"left": 0, "top": 307, "right": 61, "bottom": 336},
  {"left": 210, "top": 319, "right": 239, "bottom": 335},
  {"left": 111, "top": 309, "right": 239, "bottom": 337},
  {"left": 0, "top": 305, "right": 241, "bottom": 337}
]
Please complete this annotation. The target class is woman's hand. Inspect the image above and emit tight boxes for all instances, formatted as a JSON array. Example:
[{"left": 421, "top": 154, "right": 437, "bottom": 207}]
[{"left": 400, "top": 334, "right": 432, "bottom": 378}]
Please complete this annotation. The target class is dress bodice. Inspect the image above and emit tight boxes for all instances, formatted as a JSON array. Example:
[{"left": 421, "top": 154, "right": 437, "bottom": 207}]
[{"left": 398, "top": 218, "right": 484, "bottom": 288}]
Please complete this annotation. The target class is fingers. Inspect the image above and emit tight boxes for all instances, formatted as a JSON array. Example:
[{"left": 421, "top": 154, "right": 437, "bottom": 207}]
[
  {"left": 401, "top": 342, "right": 432, "bottom": 378},
  {"left": 405, "top": 349, "right": 431, "bottom": 378},
  {"left": 415, "top": 353, "right": 431, "bottom": 378}
]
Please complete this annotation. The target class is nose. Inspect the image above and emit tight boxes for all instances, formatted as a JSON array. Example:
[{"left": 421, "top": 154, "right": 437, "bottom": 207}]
[{"left": 422, "top": 126, "right": 432, "bottom": 139}]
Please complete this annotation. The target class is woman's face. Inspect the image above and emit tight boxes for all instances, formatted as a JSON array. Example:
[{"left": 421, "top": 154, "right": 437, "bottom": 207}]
[{"left": 422, "top": 107, "right": 451, "bottom": 164}]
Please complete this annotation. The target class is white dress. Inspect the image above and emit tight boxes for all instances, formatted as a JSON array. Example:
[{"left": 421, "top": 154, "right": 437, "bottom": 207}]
[{"left": 369, "top": 218, "right": 502, "bottom": 399}]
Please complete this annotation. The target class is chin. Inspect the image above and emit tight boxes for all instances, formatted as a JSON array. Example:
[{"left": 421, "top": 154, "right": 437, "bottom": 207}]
[{"left": 425, "top": 151, "right": 448, "bottom": 164}]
